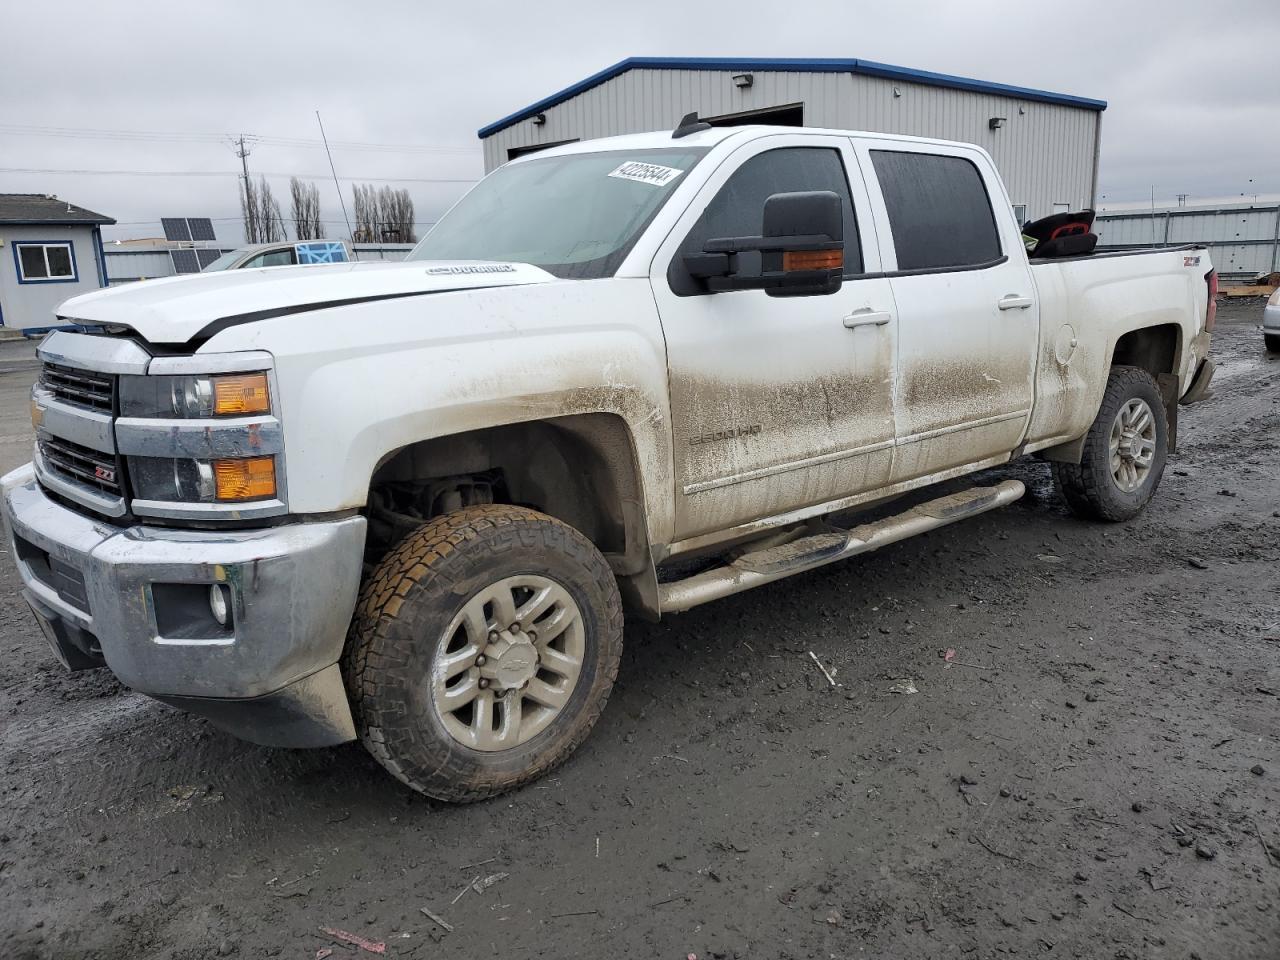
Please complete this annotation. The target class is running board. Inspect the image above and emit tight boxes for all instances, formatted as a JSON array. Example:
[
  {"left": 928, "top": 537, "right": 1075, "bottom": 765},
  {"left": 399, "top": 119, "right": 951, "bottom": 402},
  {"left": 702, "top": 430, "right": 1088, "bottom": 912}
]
[{"left": 658, "top": 480, "right": 1025, "bottom": 614}]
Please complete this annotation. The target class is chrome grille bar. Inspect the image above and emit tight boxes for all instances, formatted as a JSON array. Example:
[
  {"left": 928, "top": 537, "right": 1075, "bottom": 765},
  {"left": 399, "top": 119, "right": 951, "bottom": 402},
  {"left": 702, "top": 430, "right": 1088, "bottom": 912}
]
[
  {"left": 40, "top": 363, "right": 114, "bottom": 412},
  {"left": 38, "top": 437, "right": 122, "bottom": 496}
]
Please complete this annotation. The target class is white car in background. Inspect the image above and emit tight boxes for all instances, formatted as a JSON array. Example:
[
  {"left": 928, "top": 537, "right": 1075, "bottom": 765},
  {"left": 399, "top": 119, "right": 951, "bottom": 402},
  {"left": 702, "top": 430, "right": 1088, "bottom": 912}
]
[
  {"left": 1264, "top": 287, "right": 1280, "bottom": 353},
  {"left": 201, "top": 240, "right": 351, "bottom": 272}
]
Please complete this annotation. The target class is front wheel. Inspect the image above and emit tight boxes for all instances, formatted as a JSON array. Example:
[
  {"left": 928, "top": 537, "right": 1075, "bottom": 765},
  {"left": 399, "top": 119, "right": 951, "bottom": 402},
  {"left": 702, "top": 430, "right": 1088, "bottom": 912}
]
[
  {"left": 344, "top": 505, "right": 623, "bottom": 802},
  {"left": 1052, "top": 366, "right": 1169, "bottom": 522}
]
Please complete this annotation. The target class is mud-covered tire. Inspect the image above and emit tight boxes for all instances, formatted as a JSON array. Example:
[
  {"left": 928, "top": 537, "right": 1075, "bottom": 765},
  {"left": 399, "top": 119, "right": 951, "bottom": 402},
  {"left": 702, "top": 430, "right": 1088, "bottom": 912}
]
[
  {"left": 1052, "top": 366, "right": 1169, "bottom": 522},
  {"left": 344, "top": 505, "right": 622, "bottom": 802},
  {"left": 1266, "top": 333, "right": 1280, "bottom": 355}
]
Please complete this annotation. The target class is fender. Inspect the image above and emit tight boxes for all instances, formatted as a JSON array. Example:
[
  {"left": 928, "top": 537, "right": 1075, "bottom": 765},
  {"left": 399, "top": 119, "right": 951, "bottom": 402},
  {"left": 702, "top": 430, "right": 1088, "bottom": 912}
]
[{"left": 205, "top": 278, "right": 678, "bottom": 548}]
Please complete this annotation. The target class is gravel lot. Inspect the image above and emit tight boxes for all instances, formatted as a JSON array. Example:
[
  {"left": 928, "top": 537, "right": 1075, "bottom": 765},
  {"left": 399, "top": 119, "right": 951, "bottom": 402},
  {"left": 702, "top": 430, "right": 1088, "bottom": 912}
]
[{"left": 1, "top": 302, "right": 1277, "bottom": 959}]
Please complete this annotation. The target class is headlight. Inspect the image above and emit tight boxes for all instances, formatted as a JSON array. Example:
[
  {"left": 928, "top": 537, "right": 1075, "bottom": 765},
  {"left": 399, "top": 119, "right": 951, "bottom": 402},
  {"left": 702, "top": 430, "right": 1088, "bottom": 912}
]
[
  {"left": 129, "top": 455, "right": 277, "bottom": 503},
  {"left": 120, "top": 372, "right": 270, "bottom": 419}
]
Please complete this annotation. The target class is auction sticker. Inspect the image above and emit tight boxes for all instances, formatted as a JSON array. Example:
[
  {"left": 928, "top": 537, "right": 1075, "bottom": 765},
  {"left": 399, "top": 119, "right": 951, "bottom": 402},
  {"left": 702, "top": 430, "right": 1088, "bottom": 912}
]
[{"left": 608, "top": 161, "right": 684, "bottom": 187}]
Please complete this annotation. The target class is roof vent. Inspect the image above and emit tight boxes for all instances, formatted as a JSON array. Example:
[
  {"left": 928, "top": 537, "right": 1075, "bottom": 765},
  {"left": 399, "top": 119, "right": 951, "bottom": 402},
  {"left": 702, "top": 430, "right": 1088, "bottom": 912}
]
[{"left": 672, "top": 111, "right": 712, "bottom": 139}]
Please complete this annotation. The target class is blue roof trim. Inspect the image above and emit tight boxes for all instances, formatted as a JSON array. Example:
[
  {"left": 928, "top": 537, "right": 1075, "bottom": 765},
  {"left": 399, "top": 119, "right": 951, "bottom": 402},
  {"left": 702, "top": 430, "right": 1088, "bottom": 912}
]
[{"left": 477, "top": 56, "right": 1107, "bottom": 139}]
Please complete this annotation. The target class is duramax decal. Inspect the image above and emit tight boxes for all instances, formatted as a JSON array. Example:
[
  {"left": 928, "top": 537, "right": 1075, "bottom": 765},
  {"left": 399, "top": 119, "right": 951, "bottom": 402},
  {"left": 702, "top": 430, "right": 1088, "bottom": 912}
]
[{"left": 425, "top": 264, "right": 518, "bottom": 275}]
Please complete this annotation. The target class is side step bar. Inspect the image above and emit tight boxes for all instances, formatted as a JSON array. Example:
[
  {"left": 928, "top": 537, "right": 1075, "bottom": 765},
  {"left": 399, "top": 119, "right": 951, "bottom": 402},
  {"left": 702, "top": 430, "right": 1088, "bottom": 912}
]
[{"left": 658, "top": 480, "right": 1025, "bottom": 614}]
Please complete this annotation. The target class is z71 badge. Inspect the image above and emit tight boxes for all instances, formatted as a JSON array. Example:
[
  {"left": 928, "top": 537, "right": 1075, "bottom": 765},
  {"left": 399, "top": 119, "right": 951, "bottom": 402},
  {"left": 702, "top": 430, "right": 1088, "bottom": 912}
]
[
  {"left": 1183, "top": 255, "right": 1201, "bottom": 267},
  {"left": 94, "top": 465, "right": 116, "bottom": 483}
]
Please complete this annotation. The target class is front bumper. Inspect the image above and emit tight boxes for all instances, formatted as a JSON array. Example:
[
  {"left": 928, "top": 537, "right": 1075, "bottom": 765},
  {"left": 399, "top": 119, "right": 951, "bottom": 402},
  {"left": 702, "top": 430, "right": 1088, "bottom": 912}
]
[{"left": 1, "top": 463, "right": 366, "bottom": 747}]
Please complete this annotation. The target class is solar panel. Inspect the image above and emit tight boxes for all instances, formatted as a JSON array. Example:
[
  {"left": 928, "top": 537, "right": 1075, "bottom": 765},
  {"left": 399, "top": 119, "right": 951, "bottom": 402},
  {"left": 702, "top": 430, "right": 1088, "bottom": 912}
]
[
  {"left": 196, "top": 249, "right": 223, "bottom": 269},
  {"left": 161, "top": 217, "right": 192, "bottom": 242},
  {"left": 187, "top": 218, "right": 216, "bottom": 241},
  {"left": 170, "top": 250, "right": 200, "bottom": 274}
]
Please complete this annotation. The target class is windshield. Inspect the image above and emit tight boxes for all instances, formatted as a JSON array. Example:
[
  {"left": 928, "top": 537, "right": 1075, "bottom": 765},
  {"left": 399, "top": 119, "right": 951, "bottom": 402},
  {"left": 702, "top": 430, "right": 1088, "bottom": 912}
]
[
  {"left": 408, "top": 147, "right": 708, "bottom": 279},
  {"left": 200, "top": 250, "right": 245, "bottom": 272}
]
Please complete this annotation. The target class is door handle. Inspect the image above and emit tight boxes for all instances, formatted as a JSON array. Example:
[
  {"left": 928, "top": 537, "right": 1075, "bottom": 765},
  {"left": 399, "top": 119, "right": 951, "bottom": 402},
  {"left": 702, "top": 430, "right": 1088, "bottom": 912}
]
[
  {"left": 998, "top": 295, "right": 1034, "bottom": 311},
  {"left": 843, "top": 310, "right": 892, "bottom": 329}
]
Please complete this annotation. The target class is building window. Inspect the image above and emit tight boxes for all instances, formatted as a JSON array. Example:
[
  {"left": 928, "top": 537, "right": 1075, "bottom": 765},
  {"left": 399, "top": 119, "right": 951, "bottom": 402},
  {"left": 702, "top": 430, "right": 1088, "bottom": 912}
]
[
  {"left": 14, "top": 241, "right": 78, "bottom": 283},
  {"left": 1012, "top": 204, "right": 1028, "bottom": 227},
  {"left": 1052, "top": 202, "right": 1070, "bottom": 214}
]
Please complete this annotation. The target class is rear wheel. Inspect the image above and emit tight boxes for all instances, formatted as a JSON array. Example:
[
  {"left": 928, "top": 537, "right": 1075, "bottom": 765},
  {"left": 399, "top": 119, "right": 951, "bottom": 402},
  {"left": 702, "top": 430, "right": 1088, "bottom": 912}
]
[
  {"left": 344, "top": 505, "right": 623, "bottom": 802},
  {"left": 1266, "top": 333, "right": 1280, "bottom": 355},
  {"left": 1053, "top": 365, "right": 1168, "bottom": 522}
]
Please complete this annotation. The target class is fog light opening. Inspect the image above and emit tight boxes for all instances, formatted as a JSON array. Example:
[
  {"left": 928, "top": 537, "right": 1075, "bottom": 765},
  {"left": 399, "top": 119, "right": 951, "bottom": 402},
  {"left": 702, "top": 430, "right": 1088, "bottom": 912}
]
[{"left": 209, "top": 584, "right": 231, "bottom": 626}]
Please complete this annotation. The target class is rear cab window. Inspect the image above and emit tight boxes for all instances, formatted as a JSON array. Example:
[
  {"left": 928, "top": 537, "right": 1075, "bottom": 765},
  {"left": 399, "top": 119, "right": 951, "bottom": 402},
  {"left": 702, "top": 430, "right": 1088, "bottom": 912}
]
[
  {"left": 670, "top": 146, "right": 863, "bottom": 295},
  {"left": 869, "top": 151, "right": 1002, "bottom": 272}
]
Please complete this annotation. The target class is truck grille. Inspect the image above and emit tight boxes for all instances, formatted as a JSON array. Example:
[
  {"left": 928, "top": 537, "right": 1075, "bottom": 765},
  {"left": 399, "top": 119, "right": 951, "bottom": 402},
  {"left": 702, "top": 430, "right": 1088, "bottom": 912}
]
[
  {"left": 38, "top": 436, "right": 123, "bottom": 497},
  {"left": 41, "top": 362, "right": 115, "bottom": 412}
]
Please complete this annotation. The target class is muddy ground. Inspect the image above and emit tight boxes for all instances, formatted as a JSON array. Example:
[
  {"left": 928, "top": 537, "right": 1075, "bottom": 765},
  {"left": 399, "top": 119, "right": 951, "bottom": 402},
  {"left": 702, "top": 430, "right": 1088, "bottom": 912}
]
[{"left": 1, "top": 302, "right": 1277, "bottom": 960}]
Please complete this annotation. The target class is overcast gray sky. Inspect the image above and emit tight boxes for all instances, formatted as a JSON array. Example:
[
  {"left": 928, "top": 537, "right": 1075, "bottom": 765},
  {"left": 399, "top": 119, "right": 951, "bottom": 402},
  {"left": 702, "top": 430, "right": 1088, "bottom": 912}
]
[{"left": 2, "top": 0, "right": 1275, "bottom": 243}]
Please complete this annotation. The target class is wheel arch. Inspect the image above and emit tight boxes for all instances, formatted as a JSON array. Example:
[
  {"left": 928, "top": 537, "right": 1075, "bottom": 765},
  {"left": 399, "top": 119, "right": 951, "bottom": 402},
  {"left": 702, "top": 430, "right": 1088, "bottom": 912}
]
[
  {"left": 1041, "top": 322, "right": 1185, "bottom": 464},
  {"left": 366, "top": 412, "right": 662, "bottom": 619},
  {"left": 1109, "top": 323, "right": 1183, "bottom": 381}
]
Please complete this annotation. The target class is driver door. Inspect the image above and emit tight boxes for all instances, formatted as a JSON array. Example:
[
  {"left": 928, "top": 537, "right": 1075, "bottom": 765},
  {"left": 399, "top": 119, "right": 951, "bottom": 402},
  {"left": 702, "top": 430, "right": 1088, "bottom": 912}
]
[{"left": 651, "top": 135, "right": 898, "bottom": 542}]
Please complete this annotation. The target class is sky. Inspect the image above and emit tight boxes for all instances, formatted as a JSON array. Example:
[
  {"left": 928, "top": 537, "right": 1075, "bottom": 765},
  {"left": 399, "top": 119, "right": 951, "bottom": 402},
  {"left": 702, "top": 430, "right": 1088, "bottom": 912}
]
[{"left": 2, "top": 0, "right": 1276, "bottom": 244}]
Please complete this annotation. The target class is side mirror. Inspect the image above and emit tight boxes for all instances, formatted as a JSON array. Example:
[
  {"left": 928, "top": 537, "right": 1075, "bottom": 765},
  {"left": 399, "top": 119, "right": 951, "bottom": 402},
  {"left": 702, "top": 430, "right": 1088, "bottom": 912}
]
[{"left": 683, "top": 190, "right": 844, "bottom": 297}]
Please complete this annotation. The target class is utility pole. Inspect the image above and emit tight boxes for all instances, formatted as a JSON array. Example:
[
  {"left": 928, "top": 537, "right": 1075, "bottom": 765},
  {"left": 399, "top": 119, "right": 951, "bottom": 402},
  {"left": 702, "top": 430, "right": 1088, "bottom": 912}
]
[{"left": 233, "top": 134, "right": 255, "bottom": 243}]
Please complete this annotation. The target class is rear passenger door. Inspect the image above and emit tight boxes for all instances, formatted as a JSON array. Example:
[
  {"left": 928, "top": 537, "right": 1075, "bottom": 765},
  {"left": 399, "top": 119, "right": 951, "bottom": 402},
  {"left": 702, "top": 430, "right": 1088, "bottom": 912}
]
[{"left": 856, "top": 141, "right": 1038, "bottom": 483}]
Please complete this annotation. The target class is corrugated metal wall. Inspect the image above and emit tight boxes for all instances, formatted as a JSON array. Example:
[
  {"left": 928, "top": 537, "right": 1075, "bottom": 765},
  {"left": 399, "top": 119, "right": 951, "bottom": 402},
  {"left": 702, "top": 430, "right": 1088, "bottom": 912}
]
[
  {"left": 1096, "top": 205, "right": 1280, "bottom": 278},
  {"left": 482, "top": 68, "right": 1101, "bottom": 222}
]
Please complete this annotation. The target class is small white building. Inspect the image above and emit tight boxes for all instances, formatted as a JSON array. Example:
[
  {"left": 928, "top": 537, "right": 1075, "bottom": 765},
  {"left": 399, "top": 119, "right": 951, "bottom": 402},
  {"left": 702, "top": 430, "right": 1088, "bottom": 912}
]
[
  {"left": 478, "top": 57, "right": 1107, "bottom": 224},
  {"left": 0, "top": 194, "right": 114, "bottom": 333}
]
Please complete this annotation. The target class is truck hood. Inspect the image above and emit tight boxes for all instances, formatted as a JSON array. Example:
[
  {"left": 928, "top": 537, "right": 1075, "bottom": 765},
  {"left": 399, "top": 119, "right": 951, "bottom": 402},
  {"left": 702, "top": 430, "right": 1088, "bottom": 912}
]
[{"left": 57, "top": 260, "right": 557, "bottom": 344}]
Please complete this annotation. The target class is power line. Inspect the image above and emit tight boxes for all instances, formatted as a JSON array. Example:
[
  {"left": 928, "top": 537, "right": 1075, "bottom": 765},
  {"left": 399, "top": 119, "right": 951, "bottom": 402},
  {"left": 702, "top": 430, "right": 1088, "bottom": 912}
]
[
  {"left": 0, "top": 166, "right": 477, "bottom": 184},
  {"left": 0, "top": 123, "right": 479, "bottom": 155},
  {"left": 107, "top": 216, "right": 438, "bottom": 227}
]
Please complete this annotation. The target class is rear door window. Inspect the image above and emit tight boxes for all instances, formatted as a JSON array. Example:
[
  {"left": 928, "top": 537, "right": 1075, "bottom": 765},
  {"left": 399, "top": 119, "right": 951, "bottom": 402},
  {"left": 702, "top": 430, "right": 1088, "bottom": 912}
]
[{"left": 870, "top": 151, "right": 1002, "bottom": 271}]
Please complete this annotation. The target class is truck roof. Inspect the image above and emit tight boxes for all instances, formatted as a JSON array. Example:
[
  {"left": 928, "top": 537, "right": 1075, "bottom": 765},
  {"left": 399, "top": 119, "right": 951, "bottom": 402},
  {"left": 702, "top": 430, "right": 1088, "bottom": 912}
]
[{"left": 507, "top": 124, "right": 990, "bottom": 165}]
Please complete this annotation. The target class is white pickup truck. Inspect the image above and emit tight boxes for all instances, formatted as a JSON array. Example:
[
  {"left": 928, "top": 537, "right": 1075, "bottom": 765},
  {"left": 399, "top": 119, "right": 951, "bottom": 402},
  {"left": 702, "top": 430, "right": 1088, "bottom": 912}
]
[{"left": 2, "top": 121, "right": 1216, "bottom": 801}]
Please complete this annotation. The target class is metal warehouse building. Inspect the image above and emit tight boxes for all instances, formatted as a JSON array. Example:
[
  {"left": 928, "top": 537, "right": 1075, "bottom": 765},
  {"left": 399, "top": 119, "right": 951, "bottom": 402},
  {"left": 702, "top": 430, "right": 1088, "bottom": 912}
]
[{"left": 479, "top": 57, "right": 1107, "bottom": 223}]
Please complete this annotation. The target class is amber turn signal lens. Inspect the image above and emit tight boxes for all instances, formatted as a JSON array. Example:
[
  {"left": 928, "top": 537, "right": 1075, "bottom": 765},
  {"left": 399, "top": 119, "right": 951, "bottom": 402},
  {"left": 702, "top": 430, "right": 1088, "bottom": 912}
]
[
  {"left": 213, "top": 374, "right": 270, "bottom": 416},
  {"left": 213, "top": 456, "right": 276, "bottom": 501},
  {"left": 783, "top": 249, "right": 843, "bottom": 271}
]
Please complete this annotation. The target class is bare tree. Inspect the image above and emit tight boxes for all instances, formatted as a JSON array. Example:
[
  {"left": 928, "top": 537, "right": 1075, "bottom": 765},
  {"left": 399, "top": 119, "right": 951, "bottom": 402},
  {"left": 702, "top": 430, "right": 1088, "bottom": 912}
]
[
  {"left": 290, "top": 178, "right": 325, "bottom": 240},
  {"left": 351, "top": 183, "right": 415, "bottom": 243},
  {"left": 351, "top": 183, "right": 376, "bottom": 242},
  {"left": 240, "top": 176, "right": 287, "bottom": 243},
  {"left": 258, "top": 178, "right": 286, "bottom": 243},
  {"left": 379, "top": 186, "right": 416, "bottom": 243}
]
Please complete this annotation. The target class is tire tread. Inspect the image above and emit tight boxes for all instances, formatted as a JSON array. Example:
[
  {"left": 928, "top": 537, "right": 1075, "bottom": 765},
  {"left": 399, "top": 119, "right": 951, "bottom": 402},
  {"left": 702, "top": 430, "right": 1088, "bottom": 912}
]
[
  {"left": 343, "top": 505, "right": 623, "bottom": 803},
  {"left": 1053, "top": 365, "right": 1167, "bottom": 522}
]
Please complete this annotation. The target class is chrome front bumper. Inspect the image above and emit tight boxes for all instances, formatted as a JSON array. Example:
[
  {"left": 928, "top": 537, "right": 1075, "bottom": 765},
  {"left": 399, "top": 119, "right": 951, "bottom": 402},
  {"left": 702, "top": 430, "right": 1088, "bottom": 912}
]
[{"left": 1, "top": 463, "right": 367, "bottom": 747}]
